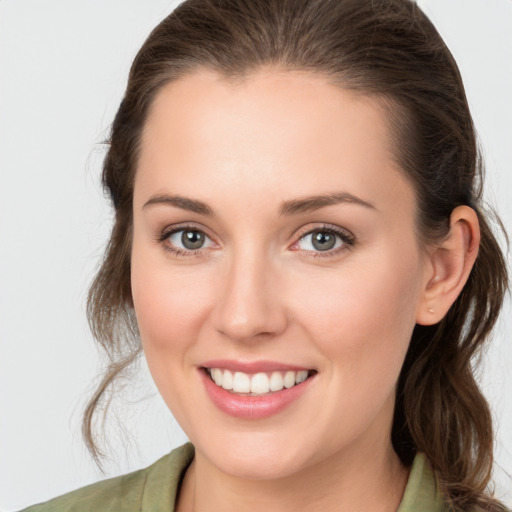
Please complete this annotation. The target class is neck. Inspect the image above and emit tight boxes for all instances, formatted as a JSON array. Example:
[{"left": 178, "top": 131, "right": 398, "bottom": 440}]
[{"left": 177, "top": 439, "right": 409, "bottom": 512}]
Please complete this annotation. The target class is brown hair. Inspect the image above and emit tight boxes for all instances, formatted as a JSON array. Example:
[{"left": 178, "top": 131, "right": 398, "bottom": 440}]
[{"left": 84, "top": 0, "right": 509, "bottom": 509}]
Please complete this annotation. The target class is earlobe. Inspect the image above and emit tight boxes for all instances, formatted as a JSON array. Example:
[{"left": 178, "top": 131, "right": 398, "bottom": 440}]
[{"left": 416, "top": 206, "right": 480, "bottom": 326}]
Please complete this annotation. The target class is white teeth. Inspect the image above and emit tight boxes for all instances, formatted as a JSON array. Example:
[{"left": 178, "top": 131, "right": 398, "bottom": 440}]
[
  {"left": 250, "top": 373, "right": 270, "bottom": 394},
  {"left": 233, "top": 372, "right": 251, "bottom": 393},
  {"left": 269, "top": 372, "right": 284, "bottom": 392},
  {"left": 211, "top": 368, "right": 223, "bottom": 386},
  {"left": 208, "top": 368, "right": 311, "bottom": 395},
  {"left": 221, "top": 370, "right": 233, "bottom": 390},
  {"left": 283, "top": 371, "right": 295, "bottom": 389},
  {"left": 295, "top": 370, "right": 308, "bottom": 384}
]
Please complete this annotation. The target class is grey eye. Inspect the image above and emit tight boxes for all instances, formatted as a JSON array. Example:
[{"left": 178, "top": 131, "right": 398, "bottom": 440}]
[
  {"left": 311, "top": 231, "right": 336, "bottom": 251},
  {"left": 181, "top": 230, "right": 205, "bottom": 249},
  {"left": 298, "top": 230, "right": 343, "bottom": 252},
  {"left": 167, "top": 229, "right": 214, "bottom": 251}
]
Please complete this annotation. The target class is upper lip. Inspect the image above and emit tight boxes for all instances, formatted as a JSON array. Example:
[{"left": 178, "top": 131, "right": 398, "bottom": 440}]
[{"left": 200, "top": 359, "right": 314, "bottom": 373}]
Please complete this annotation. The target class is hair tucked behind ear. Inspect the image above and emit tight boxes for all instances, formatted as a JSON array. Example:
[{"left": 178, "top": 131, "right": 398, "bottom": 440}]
[
  {"left": 85, "top": 0, "right": 509, "bottom": 508},
  {"left": 392, "top": 211, "right": 508, "bottom": 510}
]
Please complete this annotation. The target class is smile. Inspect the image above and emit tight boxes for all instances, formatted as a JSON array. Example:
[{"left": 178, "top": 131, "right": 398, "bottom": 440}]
[
  {"left": 200, "top": 363, "right": 317, "bottom": 419},
  {"left": 206, "top": 368, "right": 311, "bottom": 395}
]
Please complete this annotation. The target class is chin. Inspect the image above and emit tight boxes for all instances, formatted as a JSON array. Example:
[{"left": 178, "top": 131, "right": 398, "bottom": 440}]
[
  {"left": 217, "top": 455, "right": 305, "bottom": 481},
  {"left": 196, "top": 432, "right": 318, "bottom": 480}
]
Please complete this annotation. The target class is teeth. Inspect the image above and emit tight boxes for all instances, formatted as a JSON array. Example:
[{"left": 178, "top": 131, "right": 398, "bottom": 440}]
[
  {"left": 295, "top": 370, "right": 308, "bottom": 384},
  {"left": 221, "top": 370, "right": 233, "bottom": 390},
  {"left": 269, "top": 372, "right": 283, "bottom": 392},
  {"left": 233, "top": 372, "right": 251, "bottom": 393},
  {"left": 207, "top": 368, "right": 311, "bottom": 395},
  {"left": 283, "top": 371, "right": 295, "bottom": 388},
  {"left": 251, "top": 373, "right": 270, "bottom": 394},
  {"left": 211, "top": 368, "right": 223, "bottom": 386}
]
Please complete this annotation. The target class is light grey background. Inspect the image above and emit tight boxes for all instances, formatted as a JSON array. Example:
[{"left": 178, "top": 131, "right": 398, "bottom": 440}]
[{"left": 0, "top": 1, "right": 510, "bottom": 510}]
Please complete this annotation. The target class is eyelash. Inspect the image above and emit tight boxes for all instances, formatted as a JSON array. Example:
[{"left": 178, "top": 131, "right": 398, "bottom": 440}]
[
  {"left": 292, "top": 224, "right": 356, "bottom": 259},
  {"left": 157, "top": 223, "right": 356, "bottom": 259},
  {"left": 157, "top": 224, "right": 215, "bottom": 258}
]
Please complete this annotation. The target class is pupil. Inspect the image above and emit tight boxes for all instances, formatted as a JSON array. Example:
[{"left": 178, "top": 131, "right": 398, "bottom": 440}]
[
  {"left": 182, "top": 230, "right": 205, "bottom": 250},
  {"left": 312, "top": 231, "right": 335, "bottom": 251}
]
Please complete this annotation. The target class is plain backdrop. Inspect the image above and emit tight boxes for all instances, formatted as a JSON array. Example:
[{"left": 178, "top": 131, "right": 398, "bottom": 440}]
[{"left": 0, "top": 0, "right": 510, "bottom": 510}]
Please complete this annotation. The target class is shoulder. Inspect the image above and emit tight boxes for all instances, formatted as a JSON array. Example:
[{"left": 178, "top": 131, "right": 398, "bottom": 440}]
[
  {"left": 19, "top": 443, "right": 195, "bottom": 512},
  {"left": 398, "top": 453, "right": 511, "bottom": 512},
  {"left": 397, "top": 453, "right": 448, "bottom": 512}
]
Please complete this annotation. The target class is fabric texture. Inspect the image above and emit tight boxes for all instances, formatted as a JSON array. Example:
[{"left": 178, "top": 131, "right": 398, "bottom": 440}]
[
  {"left": 21, "top": 444, "right": 450, "bottom": 511},
  {"left": 20, "top": 444, "right": 195, "bottom": 512}
]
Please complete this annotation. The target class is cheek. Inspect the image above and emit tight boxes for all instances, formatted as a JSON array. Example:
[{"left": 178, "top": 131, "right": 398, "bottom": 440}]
[
  {"left": 292, "top": 246, "right": 422, "bottom": 386},
  {"left": 130, "top": 245, "right": 221, "bottom": 429},
  {"left": 285, "top": 247, "right": 424, "bottom": 446},
  {"left": 133, "top": 271, "right": 206, "bottom": 344},
  {"left": 130, "top": 243, "right": 214, "bottom": 370}
]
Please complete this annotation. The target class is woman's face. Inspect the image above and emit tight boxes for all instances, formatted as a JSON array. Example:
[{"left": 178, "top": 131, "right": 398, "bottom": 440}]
[{"left": 131, "top": 69, "right": 430, "bottom": 479}]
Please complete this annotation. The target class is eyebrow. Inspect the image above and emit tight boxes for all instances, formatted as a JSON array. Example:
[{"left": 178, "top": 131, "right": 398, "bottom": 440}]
[
  {"left": 143, "top": 194, "right": 214, "bottom": 215},
  {"left": 279, "top": 192, "right": 376, "bottom": 216},
  {"left": 142, "top": 191, "right": 375, "bottom": 216}
]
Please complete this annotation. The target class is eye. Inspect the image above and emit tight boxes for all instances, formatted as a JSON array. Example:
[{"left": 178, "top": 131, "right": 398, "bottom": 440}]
[
  {"left": 298, "top": 230, "right": 342, "bottom": 252},
  {"left": 293, "top": 226, "right": 355, "bottom": 255},
  {"left": 161, "top": 227, "right": 216, "bottom": 254}
]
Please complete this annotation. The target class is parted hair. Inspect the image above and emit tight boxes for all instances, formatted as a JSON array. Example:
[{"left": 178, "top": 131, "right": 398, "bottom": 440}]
[{"left": 84, "top": 1, "right": 509, "bottom": 510}]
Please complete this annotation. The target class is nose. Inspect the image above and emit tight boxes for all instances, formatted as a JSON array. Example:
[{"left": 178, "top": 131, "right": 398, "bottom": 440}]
[{"left": 212, "top": 247, "right": 288, "bottom": 342}]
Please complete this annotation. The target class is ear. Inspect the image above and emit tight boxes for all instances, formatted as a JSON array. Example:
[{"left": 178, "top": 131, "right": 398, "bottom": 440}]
[{"left": 416, "top": 206, "right": 480, "bottom": 326}]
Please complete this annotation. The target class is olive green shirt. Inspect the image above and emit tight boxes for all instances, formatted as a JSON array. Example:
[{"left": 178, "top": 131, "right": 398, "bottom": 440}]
[{"left": 21, "top": 444, "right": 448, "bottom": 511}]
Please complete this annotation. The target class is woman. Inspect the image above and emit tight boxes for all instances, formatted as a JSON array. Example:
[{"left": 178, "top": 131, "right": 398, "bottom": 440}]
[{"left": 20, "top": 0, "right": 509, "bottom": 510}]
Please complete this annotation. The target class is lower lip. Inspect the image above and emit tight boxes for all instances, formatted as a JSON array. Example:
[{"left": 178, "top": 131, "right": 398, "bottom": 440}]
[{"left": 200, "top": 369, "right": 315, "bottom": 420}]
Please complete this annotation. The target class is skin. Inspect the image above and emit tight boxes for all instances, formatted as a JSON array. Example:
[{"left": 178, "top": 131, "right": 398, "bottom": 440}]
[{"left": 130, "top": 69, "right": 479, "bottom": 512}]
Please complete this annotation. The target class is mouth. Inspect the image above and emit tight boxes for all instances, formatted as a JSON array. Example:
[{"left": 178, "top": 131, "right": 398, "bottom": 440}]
[
  {"left": 199, "top": 362, "right": 318, "bottom": 419},
  {"left": 203, "top": 367, "right": 317, "bottom": 396}
]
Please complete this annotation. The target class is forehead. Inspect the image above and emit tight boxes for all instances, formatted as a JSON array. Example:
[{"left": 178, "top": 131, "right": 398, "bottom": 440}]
[{"left": 135, "top": 68, "right": 415, "bottom": 216}]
